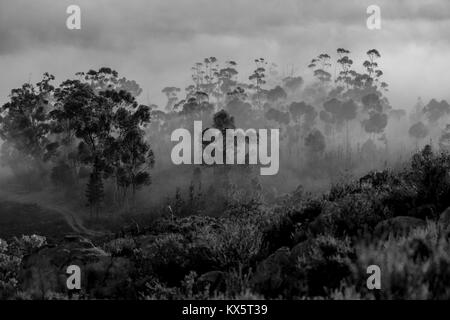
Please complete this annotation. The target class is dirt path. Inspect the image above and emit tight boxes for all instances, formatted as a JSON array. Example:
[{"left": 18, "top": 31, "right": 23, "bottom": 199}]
[{"left": 0, "top": 188, "right": 105, "bottom": 237}]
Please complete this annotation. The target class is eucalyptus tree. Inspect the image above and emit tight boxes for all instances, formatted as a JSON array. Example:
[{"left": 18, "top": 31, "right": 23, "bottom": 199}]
[
  {"left": 107, "top": 103, "right": 154, "bottom": 207},
  {"left": 362, "top": 49, "right": 388, "bottom": 90},
  {"left": 0, "top": 73, "right": 56, "bottom": 186},
  {"left": 249, "top": 58, "right": 268, "bottom": 108},
  {"left": 308, "top": 53, "right": 332, "bottom": 84},
  {"left": 162, "top": 87, "right": 181, "bottom": 111},
  {"left": 53, "top": 68, "right": 154, "bottom": 212},
  {"left": 336, "top": 48, "right": 353, "bottom": 90}
]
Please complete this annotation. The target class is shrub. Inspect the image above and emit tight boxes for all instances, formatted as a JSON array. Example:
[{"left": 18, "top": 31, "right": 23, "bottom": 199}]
[
  {"left": 198, "top": 215, "right": 263, "bottom": 269},
  {"left": 0, "top": 239, "right": 21, "bottom": 299},
  {"left": 348, "top": 222, "right": 450, "bottom": 299},
  {"left": 314, "top": 193, "right": 388, "bottom": 238},
  {"left": 295, "top": 235, "right": 354, "bottom": 297}
]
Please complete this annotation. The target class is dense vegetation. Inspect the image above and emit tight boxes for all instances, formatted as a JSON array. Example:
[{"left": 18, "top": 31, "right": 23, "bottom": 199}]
[
  {"left": 1, "top": 48, "right": 450, "bottom": 299},
  {"left": 1, "top": 49, "right": 449, "bottom": 214},
  {"left": 0, "top": 145, "right": 450, "bottom": 299}
]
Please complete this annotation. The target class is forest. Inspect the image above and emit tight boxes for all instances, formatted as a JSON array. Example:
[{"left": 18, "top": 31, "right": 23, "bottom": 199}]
[{"left": 1, "top": 48, "right": 450, "bottom": 299}]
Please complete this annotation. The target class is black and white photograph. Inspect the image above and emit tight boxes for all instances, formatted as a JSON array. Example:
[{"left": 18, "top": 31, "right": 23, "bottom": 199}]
[{"left": 0, "top": 0, "right": 450, "bottom": 311}]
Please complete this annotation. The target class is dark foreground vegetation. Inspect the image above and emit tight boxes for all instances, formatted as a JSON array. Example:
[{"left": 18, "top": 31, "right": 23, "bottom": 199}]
[{"left": 1, "top": 145, "right": 450, "bottom": 300}]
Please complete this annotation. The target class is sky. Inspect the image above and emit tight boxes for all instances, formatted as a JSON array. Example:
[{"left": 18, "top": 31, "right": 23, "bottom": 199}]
[{"left": 0, "top": 0, "right": 449, "bottom": 109}]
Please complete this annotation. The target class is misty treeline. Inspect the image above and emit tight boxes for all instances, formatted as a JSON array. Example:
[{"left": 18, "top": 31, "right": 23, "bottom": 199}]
[
  {"left": 152, "top": 48, "right": 449, "bottom": 187},
  {"left": 0, "top": 69, "right": 154, "bottom": 216},
  {"left": 1, "top": 48, "right": 450, "bottom": 217}
]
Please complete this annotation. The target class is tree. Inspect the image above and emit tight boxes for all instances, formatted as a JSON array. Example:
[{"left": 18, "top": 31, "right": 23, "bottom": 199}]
[
  {"left": 336, "top": 48, "right": 353, "bottom": 89},
  {"left": 52, "top": 77, "right": 111, "bottom": 180},
  {"left": 0, "top": 73, "right": 55, "bottom": 185},
  {"left": 249, "top": 58, "right": 267, "bottom": 108},
  {"left": 439, "top": 125, "right": 450, "bottom": 151},
  {"left": 423, "top": 99, "right": 450, "bottom": 123},
  {"left": 85, "top": 163, "right": 104, "bottom": 219},
  {"left": 109, "top": 104, "right": 155, "bottom": 206},
  {"left": 217, "top": 60, "right": 239, "bottom": 103},
  {"left": 363, "top": 49, "right": 384, "bottom": 88},
  {"left": 308, "top": 53, "right": 332, "bottom": 84},
  {"left": 305, "top": 129, "right": 326, "bottom": 153},
  {"left": 53, "top": 68, "right": 154, "bottom": 212},
  {"left": 162, "top": 87, "right": 181, "bottom": 111},
  {"left": 409, "top": 121, "right": 429, "bottom": 148},
  {"left": 289, "top": 101, "right": 318, "bottom": 139},
  {"left": 265, "top": 108, "right": 290, "bottom": 125},
  {"left": 51, "top": 79, "right": 98, "bottom": 185},
  {"left": 282, "top": 76, "right": 303, "bottom": 93},
  {"left": 362, "top": 112, "right": 388, "bottom": 134},
  {"left": 266, "top": 86, "right": 287, "bottom": 102}
]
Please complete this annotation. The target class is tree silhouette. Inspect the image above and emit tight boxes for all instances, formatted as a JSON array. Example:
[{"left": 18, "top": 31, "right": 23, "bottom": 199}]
[
  {"left": 249, "top": 58, "right": 267, "bottom": 108},
  {"left": 53, "top": 68, "right": 154, "bottom": 211},
  {"left": 336, "top": 48, "right": 353, "bottom": 89},
  {"left": 309, "top": 53, "right": 332, "bottom": 83},
  {"left": 0, "top": 73, "right": 55, "bottom": 185},
  {"left": 85, "top": 162, "right": 104, "bottom": 219},
  {"left": 409, "top": 121, "right": 429, "bottom": 148},
  {"left": 162, "top": 87, "right": 181, "bottom": 111}
]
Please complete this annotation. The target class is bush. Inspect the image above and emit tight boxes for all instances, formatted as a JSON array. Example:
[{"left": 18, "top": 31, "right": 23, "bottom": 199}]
[
  {"left": 198, "top": 215, "right": 263, "bottom": 269},
  {"left": 347, "top": 222, "right": 450, "bottom": 299},
  {"left": 295, "top": 235, "right": 354, "bottom": 297},
  {"left": 0, "top": 235, "right": 46, "bottom": 299},
  {"left": 312, "top": 193, "right": 388, "bottom": 238}
]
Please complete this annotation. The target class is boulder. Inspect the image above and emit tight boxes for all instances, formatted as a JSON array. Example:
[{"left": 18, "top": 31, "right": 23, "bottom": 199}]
[
  {"left": 374, "top": 216, "right": 425, "bottom": 238},
  {"left": 439, "top": 207, "right": 450, "bottom": 228},
  {"left": 250, "top": 247, "right": 294, "bottom": 298},
  {"left": 408, "top": 204, "right": 436, "bottom": 220},
  {"left": 308, "top": 215, "right": 328, "bottom": 236},
  {"left": 290, "top": 240, "right": 313, "bottom": 261},
  {"left": 196, "top": 271, "right": 226, "bottom": 293},
  {"left": 19, "top": 234, "right": 135, "bottom": 299}
]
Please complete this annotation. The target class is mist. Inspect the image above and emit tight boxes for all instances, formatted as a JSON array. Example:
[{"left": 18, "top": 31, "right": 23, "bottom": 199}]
[{"left": 2, "top": 0, "right": 450, "bottom": 302}]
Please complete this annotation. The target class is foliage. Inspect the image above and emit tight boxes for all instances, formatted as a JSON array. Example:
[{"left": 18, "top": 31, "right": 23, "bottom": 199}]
[{"left": 0, "top": 68, "right": 154, "bottom": 214}]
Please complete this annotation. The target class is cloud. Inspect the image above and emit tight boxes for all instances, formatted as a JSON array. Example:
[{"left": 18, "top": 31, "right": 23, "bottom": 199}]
[
  {"left": 0, "top": 0, "right": 449, "bottom": 108},
  {"left": 1, "top": 0, "right": 449, "bottom": 55}
]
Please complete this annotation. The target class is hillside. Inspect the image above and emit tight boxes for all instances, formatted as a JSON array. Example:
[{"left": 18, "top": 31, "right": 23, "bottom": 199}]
[{"left": 1, "top": 145, "right": 450, "bottom": 299}]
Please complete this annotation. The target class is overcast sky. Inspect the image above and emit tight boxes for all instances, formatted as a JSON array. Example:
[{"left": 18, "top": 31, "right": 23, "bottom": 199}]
[{"left": 0, "top": 0, "right": 449, "bottom": 109}]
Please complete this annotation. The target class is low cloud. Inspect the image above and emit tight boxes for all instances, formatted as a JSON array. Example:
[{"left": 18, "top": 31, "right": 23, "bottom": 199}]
[{"left": 0, "top": 0, "right": 449, "bottom": 108}]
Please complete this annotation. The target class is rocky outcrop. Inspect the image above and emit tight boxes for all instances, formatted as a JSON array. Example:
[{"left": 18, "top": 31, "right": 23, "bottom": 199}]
[
  {"left": 439, "top": 207, "right": 450, "bottom": 228},
  {"left": 250, "top": 247, "right": 295, "bottom": 298},
  {"left": 290, "top": 240, "right": 313, "bottom": 260},
  {"left": 196, "top": 271, "right": 226, "bottom": 293},
  {"left": 19, "top": 235, "right": 135, "bottom": 299},
  {"left": 374, "top": 216, "right": 426, "bottom": 238}
]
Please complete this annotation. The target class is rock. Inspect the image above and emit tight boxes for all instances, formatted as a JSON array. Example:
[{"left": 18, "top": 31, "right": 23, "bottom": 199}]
[
  {"left": 250, "top": 247, "right": 293, "bottom": 298},
  {"left": 374, "top": 216, "right": 426, "bottom": 238},
  {"left": 291, "top": 227, "right": 308, "bottom": 244},
  {"left": 138, "top": 232, "right": 218, "bottom": 286},
  {"left": 408, "top": 204, "right": 436, "bottom": 220},
  {"left": 136, "top": 234, "right": 157, "bottom": 247},
  {"left": 85, "top": 256, "right": 135, "bottom": 299},
  {"left": 196, "top": 271, "right": 225, "bottom": 293},
  {"left": 439, "top": 207, "right": 450, "bottom": 228},
  {"left": 19, "top": 235, "right": 135, "bottom": 299},
  {"left": 407, "top": 238, "right": 431, "bottom": 261},
  {"left": 104, "top": 237, "right": 137, "bottom": 256},
  {"left": 308, "top": 215, "right": 328, "bottom": 236},
  {"left": 290, "top": 240, "right": 312, "bottom": 261},
  {"left": 63, "top": 234, "right": 108, "bottom": 256}
]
